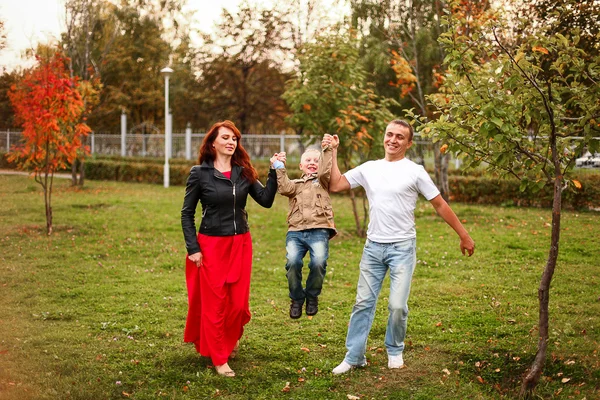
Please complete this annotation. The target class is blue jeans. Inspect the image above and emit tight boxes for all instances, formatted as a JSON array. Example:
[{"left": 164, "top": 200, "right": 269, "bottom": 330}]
[
  {"left": 343, "top": 238, "right": 416, "bottom": 365},
  {"left": 285, "top": 229, "right": 330, "bottom": 301}
]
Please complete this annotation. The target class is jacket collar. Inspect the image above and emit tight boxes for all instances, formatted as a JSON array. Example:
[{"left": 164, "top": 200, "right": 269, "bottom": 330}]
[
  {"left": 300, "top": 172, "right": 318, "bottom": 181},
  {"left": 200, "top": 159, "right": 242, "bottom": 182}
]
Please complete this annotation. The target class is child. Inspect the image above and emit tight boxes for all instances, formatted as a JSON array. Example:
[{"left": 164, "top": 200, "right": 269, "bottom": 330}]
[{"left": 270, "top": 144, "right": 337, "bottom": 319}]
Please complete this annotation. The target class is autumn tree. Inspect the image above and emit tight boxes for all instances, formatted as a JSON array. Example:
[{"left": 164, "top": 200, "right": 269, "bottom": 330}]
[
  {"left": 8, "top": 53, "right": 91, "bottom": 235},
  {"left": 60, "top": 0, "right": 110, "bottom": 185},
  {"left": 351, "top": 1, "right": 492, "bottom": 201},
  {"left": 196, "top": 2, "right": 292, "bottom": 134},
  {"left": 419, "top": 8, "right": 600, "bottom": 396},
  {"left": 0, "top": 70, "right": 22, "bottom": 129},
  {"left": 0, "top": 19, "right": 5, "bottom": 51},
  {"left": 284, "top": 29, "right": 397, "bottom": 236}
]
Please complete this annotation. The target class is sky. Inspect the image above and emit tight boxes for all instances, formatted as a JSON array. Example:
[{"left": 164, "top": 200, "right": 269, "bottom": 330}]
[{"left": 0, "top": 0, "right": 301, "bottom": 71}]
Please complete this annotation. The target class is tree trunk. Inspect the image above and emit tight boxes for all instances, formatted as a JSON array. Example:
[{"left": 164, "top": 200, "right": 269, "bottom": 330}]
[
  {"left": 79, "top": 159, "right": 85, "bottom": 186},
  {"left": 434, "top": 143, "right": 450, "bottom": 202},
  {"left": 71, "top": 160, "right": 78, "bottom": 186},
  {"left": 349, "top": 190, "right": 366, "bottom": 237},
  {"left": 42, "top": 172, "right": 54, "bottom": 235},
  {"left": 520, "top": 176, "right": 562, "bottom": 397}
]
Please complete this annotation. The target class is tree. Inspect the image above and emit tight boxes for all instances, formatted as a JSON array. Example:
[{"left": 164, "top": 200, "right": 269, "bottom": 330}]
[
  {"left": 196, "top": 2, "right": 292, "bottom": 134},
  {"left": 0, "top": 19, "right": 6, "bottom": 51},
  {"left": 61, "top": 0, "right": 109, "bottom": 186},
  {"left": 284, "top": 29, "right": 397, "bottom": 236},
  {"left": 89, "top": 4, "right": 171, "bottom": 131},
  {"left": 0, "top": 69, "right": 22, "bottom": 129},
  {"left": 419, "top": 9, "right": 600, "bottom": 395},
  {"left": 7, "top": 53, "right": 91, "bottom": 235},
  {"left": 350, "top": 1, "right": 492, "bottom": 201},
  {"left": 517, "top": 0, "right": 600, "bottom": 58}
]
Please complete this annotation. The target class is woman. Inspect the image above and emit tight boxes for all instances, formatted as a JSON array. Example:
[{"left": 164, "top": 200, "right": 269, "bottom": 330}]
[{"left": 181, "top": 120, "right": 277, "bottom": 377}]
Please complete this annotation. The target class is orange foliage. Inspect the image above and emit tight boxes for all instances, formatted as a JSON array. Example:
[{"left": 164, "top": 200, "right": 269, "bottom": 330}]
[
  {"left": 389, "top": 50, "right": 417, "bottom": 98},
  {"left": 7, "top": 53, "right": 91, "bottom": 174},
  {"left": 450, "top": 0, "right": 495, "bottom": 36},
  {"left": 532, "top": 46, "right": 549, "bottom": 55}
]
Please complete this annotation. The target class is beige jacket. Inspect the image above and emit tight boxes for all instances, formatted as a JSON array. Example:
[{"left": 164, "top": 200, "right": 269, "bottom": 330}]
[{"left": 276, "top": 147, "right": 337, "bottom": 238}]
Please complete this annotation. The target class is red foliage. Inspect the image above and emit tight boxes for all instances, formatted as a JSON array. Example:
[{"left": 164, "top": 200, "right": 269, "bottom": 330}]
[{"left": 7, "top": 53, "right": 91, "bottom": 174}]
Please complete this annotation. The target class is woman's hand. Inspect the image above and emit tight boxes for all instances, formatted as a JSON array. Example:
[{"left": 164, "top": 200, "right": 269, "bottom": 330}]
[
  {"left": 270, "top": 152, "right": 286, "bottom": 168},
  {"left": 188, "top": 252, "right": 203, "bottom": 267},
  {"left": 269, "top": 153, "right": 279, "bottom": 167}
]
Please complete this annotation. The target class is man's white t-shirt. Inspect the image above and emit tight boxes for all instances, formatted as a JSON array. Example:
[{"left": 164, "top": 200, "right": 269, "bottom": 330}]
[{"left": 344, "top": 158, "right": 440, "bottom": 243}]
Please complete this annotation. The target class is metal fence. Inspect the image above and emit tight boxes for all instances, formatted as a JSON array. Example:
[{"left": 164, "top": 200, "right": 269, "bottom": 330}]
[
  {"left": 0, "top": 130, "right": 312, "bottom": 161},
  {"left": 0, "top": 129, "right": 438, "bottom": 164}
]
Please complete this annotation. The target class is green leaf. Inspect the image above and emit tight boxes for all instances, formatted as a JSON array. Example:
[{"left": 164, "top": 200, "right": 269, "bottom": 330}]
[{"left": 490, "top": 117, "right": 504, "bottom": 128}]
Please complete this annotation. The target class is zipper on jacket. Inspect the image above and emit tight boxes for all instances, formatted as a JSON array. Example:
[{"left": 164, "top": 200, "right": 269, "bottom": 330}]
[
  {"left": 214, "top": 171, "right": 237, "bottom": 234},
  {"left": 233, "top": 184, "right": 237, "bottom": 234}
]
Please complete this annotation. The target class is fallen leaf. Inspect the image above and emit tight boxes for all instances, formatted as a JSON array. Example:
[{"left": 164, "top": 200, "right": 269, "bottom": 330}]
[
  {"left": 442, "top": 368, "right": 451, "bottom": 375},
  {"left": 435, "top": 321, "right": 443, "bottom": 327},
  {"left": 301, "top": 347, "right": 310, "bottom": 353},
  {"left": 282, "top": 382, "right": 291, "bottom": 392},
  {"left": 561, "top": 377, "right": 571, "bottom": 383},
  {"left": 298, "top": 377, "right": 305, "bottom": 382},
  {"left": 347, "top": 395, "right": 360, "bottom": 400},
  {"left": 122, "top": 392, "right": 131, "bottom": 398},
  {"left": 476, "top": 376, "right": 485, "bottom": 384}
]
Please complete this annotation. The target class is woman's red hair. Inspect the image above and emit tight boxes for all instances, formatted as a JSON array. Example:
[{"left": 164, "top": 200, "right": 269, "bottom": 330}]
[{"left": 198, "top": 120, "right": 258, "bottom": 183}]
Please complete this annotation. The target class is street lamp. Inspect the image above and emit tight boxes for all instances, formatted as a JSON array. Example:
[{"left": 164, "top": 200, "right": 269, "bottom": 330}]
[{"left": 161, "top": 66, "right": 174, "bottom": 188}]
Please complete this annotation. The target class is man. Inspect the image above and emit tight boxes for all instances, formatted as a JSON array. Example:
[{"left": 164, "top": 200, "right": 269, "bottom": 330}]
[{"left": 325, "top": 120, "right": 475, "bottom": 375}]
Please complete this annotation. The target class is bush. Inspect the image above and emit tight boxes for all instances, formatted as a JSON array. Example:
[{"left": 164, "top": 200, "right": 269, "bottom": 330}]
[
  {"left": 449, "top": 174, "right": 600, "bottom": 211},
  {"left": 2, "top": 152, "right": 597, "bottom": 210}
]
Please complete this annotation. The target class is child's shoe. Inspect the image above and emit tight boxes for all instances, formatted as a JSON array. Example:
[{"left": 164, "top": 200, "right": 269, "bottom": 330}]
[
  {"left": 306, "top": 296, "right": 319, "bottom": 316},
  {"left": 290, "top": 300, "right": 303, "bottom": 319}
]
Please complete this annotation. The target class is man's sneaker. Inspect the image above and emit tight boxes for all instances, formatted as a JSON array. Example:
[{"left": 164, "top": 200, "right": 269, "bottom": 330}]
[
  {"left": 306, "top": 296, "right": 319, "bottom": 316},
  {"left": 289, "top": 300, "right": 303, "bottom": 319},
  {"left": 332, "top": 359, "right": 367, "bottom": 375},
  {"left": 388, "top": 353, "right": 404, "bottom": 369}
]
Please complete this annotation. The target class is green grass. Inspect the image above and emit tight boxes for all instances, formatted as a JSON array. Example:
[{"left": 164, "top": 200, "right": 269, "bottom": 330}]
[{"left": 0, "top": 174, "right": 599, "bottom": 399}]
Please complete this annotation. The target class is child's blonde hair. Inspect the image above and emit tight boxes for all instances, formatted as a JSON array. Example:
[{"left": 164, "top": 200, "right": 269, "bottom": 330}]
[{"left": 300, "top": 148, "right": 320, "bottom": 161}]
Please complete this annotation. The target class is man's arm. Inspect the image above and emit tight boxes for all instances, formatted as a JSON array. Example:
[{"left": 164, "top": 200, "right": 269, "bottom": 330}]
[
  {"left": 429, "top": 195, "right": 475, "bottom": 256},
  {"left": 323, "top": 134, "right": 351, "bottom": 193}
]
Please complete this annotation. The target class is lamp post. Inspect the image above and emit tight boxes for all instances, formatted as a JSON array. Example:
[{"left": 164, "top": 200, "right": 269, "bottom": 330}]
[{"left": 161, "top": 66, "right": 174, "bottom": 188}]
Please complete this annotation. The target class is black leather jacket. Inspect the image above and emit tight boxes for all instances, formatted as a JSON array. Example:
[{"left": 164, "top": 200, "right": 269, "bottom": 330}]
[{"left": 181, "top": 160, "right": 277, "bottom": 255}]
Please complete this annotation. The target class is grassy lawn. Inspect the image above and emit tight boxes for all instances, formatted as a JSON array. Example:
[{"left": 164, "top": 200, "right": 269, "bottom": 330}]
[{"left": 0, "top": 174, "right": 598, "bottom": 399}]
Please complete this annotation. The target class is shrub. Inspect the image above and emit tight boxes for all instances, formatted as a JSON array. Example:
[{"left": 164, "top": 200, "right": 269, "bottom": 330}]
[{"left": 2, "top": 152, "right": 597, "bottom": 210}]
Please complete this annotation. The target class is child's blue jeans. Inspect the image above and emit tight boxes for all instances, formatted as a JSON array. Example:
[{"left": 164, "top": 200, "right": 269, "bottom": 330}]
[{"left": 285, "top": 229, "right": 329, "bottom": 301}]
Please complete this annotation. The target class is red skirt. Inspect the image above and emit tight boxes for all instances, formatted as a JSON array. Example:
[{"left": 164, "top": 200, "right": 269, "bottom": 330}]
[{"left": 184, "top": 232, "right": 252, "bottom": 366}]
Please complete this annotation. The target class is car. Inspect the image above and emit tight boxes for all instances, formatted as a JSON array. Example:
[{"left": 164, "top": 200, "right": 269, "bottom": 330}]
[
  {"left": 576, "top": 151, "right": 594, "bottom": 167},
  {"left": 591, "top": 153, "right": 600, "bottom": 168}
]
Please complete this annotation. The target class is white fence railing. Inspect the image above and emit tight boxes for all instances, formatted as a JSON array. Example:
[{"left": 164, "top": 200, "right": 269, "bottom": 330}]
[
  {"left": 0, "top": 130, "right": 435, "bottom": 160},
  {"left": 0, "top": 130, "right": 312, "bottom": 161},
  {"left": 1, "top": 130, "right": 445, "bottom": 167}
]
